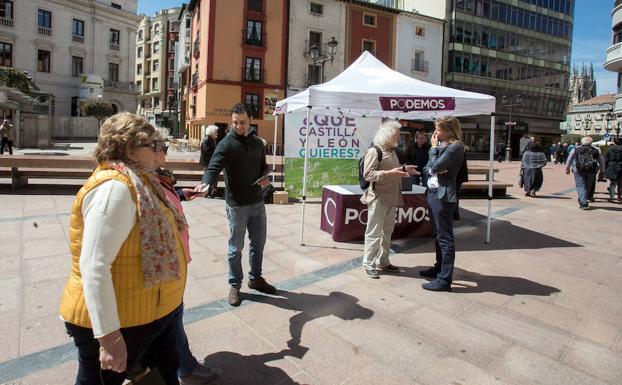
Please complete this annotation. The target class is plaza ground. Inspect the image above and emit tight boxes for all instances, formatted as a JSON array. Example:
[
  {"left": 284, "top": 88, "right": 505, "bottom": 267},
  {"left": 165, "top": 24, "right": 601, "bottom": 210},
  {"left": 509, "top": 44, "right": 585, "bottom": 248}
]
[{"left": 0, "top": 148, "right": 621, "bottom": 384}]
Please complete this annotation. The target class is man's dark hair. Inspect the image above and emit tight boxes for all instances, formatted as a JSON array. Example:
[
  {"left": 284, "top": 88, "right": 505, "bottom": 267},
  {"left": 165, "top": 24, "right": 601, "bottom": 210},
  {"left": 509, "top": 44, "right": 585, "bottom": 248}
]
[
  {"left": 231, "top": 103, "right": 249, "bottom": 116},
  {"left": 614, "top": 137, "right": 622, "bottom": 145}
]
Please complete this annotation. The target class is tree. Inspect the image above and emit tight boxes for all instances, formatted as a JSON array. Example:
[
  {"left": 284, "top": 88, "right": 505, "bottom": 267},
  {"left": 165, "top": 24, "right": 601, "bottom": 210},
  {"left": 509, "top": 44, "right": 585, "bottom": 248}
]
[{"left": 80, "top": 99, "right": 114, "bottom": 123}]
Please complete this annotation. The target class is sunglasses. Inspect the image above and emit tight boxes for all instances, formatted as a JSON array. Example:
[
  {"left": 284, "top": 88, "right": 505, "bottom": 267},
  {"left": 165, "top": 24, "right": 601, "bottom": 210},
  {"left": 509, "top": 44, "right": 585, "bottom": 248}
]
[{"left": 139, "top": 141, "right": 168, "bottom": 154}]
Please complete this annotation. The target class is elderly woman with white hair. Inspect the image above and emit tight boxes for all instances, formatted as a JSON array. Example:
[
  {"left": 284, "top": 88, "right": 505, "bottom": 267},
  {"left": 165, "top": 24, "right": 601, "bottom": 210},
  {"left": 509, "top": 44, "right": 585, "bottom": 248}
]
[
  {"left": 565, "top": 136, "right": 604, "bottom": 209},
  {"left": 361, "top": 120, "right": 418, "bottom": 279},
  {"left": 200, "top": 125, "right": 219, "bottom": 197}
]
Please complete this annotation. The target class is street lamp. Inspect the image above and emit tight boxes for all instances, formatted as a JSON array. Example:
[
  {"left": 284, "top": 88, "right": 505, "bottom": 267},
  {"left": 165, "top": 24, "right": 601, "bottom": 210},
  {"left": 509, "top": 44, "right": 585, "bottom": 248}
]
[
  {"left": 501, "top": 94, "right": 522, "bottom": 162},
  {"left": 309, "top": 36, "right": 338, "bottom": 83}
]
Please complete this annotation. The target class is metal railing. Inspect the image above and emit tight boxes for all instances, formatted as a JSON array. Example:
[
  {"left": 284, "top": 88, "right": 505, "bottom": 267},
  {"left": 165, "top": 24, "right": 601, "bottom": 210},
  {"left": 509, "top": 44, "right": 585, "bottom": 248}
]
[
  {"left": 72, "top": 34, "right": 84, "bottom": 44},
  {"left": 411, "top": 59, "right": 429, "bottom": 73},
  {"left": 191, "top": 72, "right": 198, "bottom": 87},
  {"left": 104, "top": 80, "right": 139, "bottom": 92},
  {"left": 110, "top": 42, "right": 120, "bottom": 51},
  {"left": 38, "top": 26, "right": 52, "bottom": 36},
  {"left": 242, "top": 67, "right": 264, "bottom": 83},
  {"left": 0, "top": 17, "right": 14, "bottom": 28},
  {"left": 193, "top": 39, "right": 200, "bottom": 57},
  {"left": 242, "top": 29, "right": 266, "bottom": 47}
]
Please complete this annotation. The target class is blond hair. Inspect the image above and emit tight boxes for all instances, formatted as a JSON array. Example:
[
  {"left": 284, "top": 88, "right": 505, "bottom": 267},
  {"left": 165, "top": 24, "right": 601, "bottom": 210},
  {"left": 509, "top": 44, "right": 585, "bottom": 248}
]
[
  {"left": 373, "top": 120, "right": 401, "bottom": 148},
  {"left": 435, "top": 116, "right": 463, "bottom": 144},
  {"left": 93, "top": 113, "right": 161, "bottom": 163}
]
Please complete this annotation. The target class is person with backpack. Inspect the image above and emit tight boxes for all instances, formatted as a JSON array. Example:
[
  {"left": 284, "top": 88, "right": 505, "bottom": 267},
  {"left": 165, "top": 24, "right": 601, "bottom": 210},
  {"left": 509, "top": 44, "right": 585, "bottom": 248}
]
[
  {"left": 360, "top": 120, "right": 417, "bottom": 279},
  {"left": 565, "top": 136, "right": 604, "bottom": 209},
  {"left": 605, "top": 137, "right": 622, "bottom": 202}
]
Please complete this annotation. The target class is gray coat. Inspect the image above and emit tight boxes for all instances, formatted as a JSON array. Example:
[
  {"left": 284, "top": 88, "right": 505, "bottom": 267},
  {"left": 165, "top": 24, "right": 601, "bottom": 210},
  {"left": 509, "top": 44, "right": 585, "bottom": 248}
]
[{"left": 423, "top": 142, "right": 465, "bottom": 203}]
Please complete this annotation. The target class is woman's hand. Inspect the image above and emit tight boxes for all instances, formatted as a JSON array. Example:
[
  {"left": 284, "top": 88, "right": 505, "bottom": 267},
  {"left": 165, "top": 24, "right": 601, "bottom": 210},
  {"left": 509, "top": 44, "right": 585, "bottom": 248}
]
[
  {"left": 430, "top": 130, "right": 439, "bottom": 147},
  {"left": 97, "top": 330, "right": 127, "bottom": 373},
  {"left": 181, "top": 188, "right": 200, "bottom": 201},
  {"left": 405, "top": 165, "right": 420, "bottom": 176}
]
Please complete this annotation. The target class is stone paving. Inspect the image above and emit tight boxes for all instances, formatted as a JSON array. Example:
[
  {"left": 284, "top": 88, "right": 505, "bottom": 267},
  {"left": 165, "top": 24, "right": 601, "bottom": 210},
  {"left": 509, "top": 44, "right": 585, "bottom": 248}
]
[{"left": 0, "top": 148, "right": 621, "bottom": 384}]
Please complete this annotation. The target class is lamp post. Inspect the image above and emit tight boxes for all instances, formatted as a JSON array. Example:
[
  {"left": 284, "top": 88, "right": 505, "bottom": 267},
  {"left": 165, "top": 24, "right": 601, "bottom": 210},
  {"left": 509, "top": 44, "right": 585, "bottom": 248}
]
[
  {"left": 309, "top": 36, "right": 338, "bottom": 83},
  {"left": 501, "top": 94, "right": 522, "bottom": 162}
]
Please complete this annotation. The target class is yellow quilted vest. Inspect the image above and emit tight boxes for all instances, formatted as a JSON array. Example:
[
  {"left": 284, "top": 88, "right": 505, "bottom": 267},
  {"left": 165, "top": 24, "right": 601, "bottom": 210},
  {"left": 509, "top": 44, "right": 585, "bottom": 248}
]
[{"left": 59, "top": 166, "right": 187, "bottom": 329}]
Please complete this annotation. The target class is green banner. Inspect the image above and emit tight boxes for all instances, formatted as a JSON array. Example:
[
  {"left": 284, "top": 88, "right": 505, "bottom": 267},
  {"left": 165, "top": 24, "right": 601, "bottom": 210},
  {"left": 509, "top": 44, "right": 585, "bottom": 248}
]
[{"left": 284, "top": 158, "right": 358, "bottom": 198}]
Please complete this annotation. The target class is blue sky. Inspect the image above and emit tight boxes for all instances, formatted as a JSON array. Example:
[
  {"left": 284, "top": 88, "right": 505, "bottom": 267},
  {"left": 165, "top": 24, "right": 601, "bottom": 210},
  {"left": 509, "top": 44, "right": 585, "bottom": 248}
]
[{"left": 137, "top": 0, "right": 617, "bottom": 94}]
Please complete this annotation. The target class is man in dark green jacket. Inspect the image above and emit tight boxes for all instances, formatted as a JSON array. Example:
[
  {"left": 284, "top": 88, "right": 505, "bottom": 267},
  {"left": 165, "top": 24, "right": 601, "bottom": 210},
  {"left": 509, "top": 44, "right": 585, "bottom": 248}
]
[{"left": 195, "top": 103, "right": 275, "bottom": 306}]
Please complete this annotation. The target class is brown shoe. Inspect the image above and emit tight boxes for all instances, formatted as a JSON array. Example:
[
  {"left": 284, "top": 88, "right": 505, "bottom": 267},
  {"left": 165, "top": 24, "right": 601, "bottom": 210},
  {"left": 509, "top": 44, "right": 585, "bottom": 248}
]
[
  {"left": 248, "top": 276, "right": 276, "bottom": 294},
  {"left": 228, "top": 285, "right": 241, "bottom": 307}
]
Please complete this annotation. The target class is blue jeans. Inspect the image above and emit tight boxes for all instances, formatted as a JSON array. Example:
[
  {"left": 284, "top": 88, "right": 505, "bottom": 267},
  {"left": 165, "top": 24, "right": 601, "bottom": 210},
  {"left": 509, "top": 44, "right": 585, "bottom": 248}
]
[
  {"left": 426, "top": 190, "right": 457, "bottom": 284},
  {"left": 173, "top": 304, "right": 199, "bottom": 377},
  {"left": 226, "top": 201, "right": 267, "bottom": 285},
  {"left": 573, "top": 171, "right": 596, "bottom": 207}
]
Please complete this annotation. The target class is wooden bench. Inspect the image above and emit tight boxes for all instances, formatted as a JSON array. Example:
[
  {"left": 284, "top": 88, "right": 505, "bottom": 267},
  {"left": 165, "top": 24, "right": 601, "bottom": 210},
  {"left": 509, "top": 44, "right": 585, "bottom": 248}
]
[
  {"left": 0, "top": 155, "right": 283, "bottom": 190},
  {"left": 468, "top": 166, "right": 500, "bottom": 180},
  {"left": 461, "top": 165, "right": 512, "bottom": 196}
]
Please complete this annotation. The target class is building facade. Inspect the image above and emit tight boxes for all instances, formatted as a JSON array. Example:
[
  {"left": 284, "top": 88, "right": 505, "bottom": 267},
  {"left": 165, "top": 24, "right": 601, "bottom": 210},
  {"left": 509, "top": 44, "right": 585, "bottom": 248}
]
[
  {"left": 567, "top": 94, "right": 617, "bottom": 138},
  {"left": 286, "top": 0, "right": 347, "bottom": 97},
  {"left": 185, "top": 0, "right": 287, "bottom": 145},
  {"left": 395, "top": 12, "right": 444, "bottom": 85},
  {"left": 419, "top": 0, "right": 574, "bottom": 156},
  {"left": 174, "top": 3, "right": 192, "bottom": 137},
  {"left": 0, "top": 0, "right": 141, "bottom": 117},
  {"left": 604, "top": 0, "right": 622, "bottom": 119},
  {"left": 135, "top": 7, "right": 180, "bottom": 129},
  {"left": 345, "top": 1, "right": 397, "bottom": 67}
]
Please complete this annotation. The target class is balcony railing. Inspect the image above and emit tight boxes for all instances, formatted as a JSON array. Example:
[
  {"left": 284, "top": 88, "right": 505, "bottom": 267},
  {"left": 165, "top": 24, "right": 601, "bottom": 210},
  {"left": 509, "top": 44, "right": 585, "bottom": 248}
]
[
  {"left": 110, "top": 42, "right": 120, "bottom": 51},
  {"left": 242, "top": 29, "right": 266, "bottom": 47},
  {"left": 38, "top": 26, "right": 52, "bottom": 36},
  {"left": 0, "top": 17, "right": 14, "bottom": 28},
  {"left": 104, "top": 80, "right": 139, "bottom": 92},
  {"left": 411, "top": 59, "right": 429, "bottom": 73},
  {"left": 242, "top": 67, "right": 264, "bottom": 83},
  {"left": 605, "top": 42, "right": 622, "bottom": 72},
  {"left": 193, "top": 39, "right": 200, "bottom": 58},
  {"left": 72, "top": 34, "right": 84, "bottom": 44},
  {"left": 191, "top": 72, "right": 198, "bottom": 87}
]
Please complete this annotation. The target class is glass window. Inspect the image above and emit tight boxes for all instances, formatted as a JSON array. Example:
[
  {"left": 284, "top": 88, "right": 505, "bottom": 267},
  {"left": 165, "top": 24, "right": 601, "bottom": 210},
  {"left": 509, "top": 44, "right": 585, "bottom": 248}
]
[
  {"left": 72, "top": 56, "right": 83, "bottom": 77},
  {"left": 137, "top": 46, "right": 143, "bottom": 58},
  {"left": 248, "top": 0, "right": 263, "bottom": 12},
  {"left": 111, "top": 2, "right": 121, "bottom": 10},
  {"left": 152, "top": 78, "right": 158, "bottom": 90},
  {"left": 308, "top": 64, "right": 321, "bottom": 85},
  {"left": 310, "top": 2, "right": 323, "bottom": 15},
  {"left": 153, "top": 60, "right": 159, "bottom": 72},
  {"left": 37, "top": 50, "right": 50, "bottom": 72},
  {"left": 245, "top": 93, "right": 260, "bottom": 118},
  {"left": 137, "top": 64, "right": 142, "bottom": 75},
  {"left": 362, "top": 40, "right": 375, "bottom": 55},
  {"left": 415, "top": 26, "right": 425, "bottom": 37},
  {"left": 109, "top": 63, "right": 118, "bottom": 82},
  {"left": 244, "top": 57, "right": 262, "bottom": 82},
  {"left": 110, "top": 29, "right": 120, "bottom": 44},
  {"left": 1, "top": 1, "right": 14, "bottom": 20},
  {"left": 38, "top": 9, "right": 52, "bottom": 28},
  {"left": 246, "top": 20, "right": 263, "bottom": 46},
  {"left": 153, "top": 41, "right": 160, "bottom": 53},
  {"left": 308, "top": 30, "right": 322, "bottom": 53},
  {"left": 0, "top": 41, "right": 11, "bottom": 67},
  {"left": 72, "top": 19, "right": 84, "bottom": 36},
  {"left": 363, "top": 14, "right": 376, "bottom": 26}
]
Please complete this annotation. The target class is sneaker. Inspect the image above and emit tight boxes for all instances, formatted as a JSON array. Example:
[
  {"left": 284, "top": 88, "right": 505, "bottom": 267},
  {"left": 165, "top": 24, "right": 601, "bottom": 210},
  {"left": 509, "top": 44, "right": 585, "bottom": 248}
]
[
  {"left": 364, "top": 267, "right": 380, "bottom": 279},
  {"left": 228, "top": 285, "right": 241, "bottom": 307},
  {"left": 422, "top": 279, "right": 452, "bottom": 292},
  {"left": 380, "top": 264, "right": 400, "bottom": 272},
  {"left": 419, "top": 267, "right": 439, "bottom": 278},
  {"left": 248, "top": 276, "right": 277, "bottom": 294},
  {"left": 179, "top": 364, "right": 222, "bottom": 385}
]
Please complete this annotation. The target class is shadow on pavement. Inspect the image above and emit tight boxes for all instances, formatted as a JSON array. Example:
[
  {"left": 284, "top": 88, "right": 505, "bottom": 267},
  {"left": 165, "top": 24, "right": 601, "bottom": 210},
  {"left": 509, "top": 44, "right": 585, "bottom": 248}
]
[
  {"left": 202, "top": 348, "right": 309, "bottom": 385},
  {"left": 244, "top": 290, "right": 373, "bottom": 349},
  {"left": 397, "top": 266, "right": 560, "bottom": 296}
]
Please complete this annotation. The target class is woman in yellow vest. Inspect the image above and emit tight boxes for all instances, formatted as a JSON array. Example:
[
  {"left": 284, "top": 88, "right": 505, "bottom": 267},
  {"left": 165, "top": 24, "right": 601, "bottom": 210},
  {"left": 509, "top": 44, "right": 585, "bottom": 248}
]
[{"left": 59, "top": 113, "right": 188, "bottom": 384}]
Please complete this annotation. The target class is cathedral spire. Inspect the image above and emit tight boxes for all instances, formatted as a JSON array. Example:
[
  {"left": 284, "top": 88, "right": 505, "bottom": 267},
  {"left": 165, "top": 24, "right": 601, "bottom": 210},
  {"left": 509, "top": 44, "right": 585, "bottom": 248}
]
[
  {"left": 589, "top": 62, "right": 594, "bottom": 78},
  {"left": 581, "top": 62, "right": 586, "bottom": 76}
]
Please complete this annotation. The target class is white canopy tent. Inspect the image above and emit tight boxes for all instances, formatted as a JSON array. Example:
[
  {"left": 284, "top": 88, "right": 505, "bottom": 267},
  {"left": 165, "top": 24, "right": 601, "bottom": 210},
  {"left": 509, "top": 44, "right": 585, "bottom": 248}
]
[{"left": 273, "top": 52, "right": 497, "bottom": 244}]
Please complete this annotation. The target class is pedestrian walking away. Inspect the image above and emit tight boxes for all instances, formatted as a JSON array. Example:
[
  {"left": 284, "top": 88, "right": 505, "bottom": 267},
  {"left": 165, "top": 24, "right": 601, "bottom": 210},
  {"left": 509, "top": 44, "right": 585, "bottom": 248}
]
[
  {"left": 419, "top": 116, "right": 465, "bottom": 292},
  {"left": 520, "top": 142, "right": 548, "bottom": 197},
  {"left": 199, "top": 125, "right": 219, "bottom": 198},
  {"left": 0, "top": 119, "right": 14, "bottom": 155},
  {"left": 605, "top": 137, "right": 622, "bottom": 202},
  {"left": 194, "top": 103, "right": 275, "bottom": 307},
  {"left": 59, "top": 113, "right": 188, "bottom": 385},
  {"left": 360, "top": 121, "right": 418, "bottom": 279},
  {"left": 565, "top": 136, "right": 604, "bottom": 209}
]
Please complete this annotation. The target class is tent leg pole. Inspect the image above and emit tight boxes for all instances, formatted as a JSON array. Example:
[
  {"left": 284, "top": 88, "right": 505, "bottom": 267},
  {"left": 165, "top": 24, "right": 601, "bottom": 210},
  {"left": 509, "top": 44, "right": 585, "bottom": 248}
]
[
  {"left": 300, "top": 107, "right": 312, "bottom": 246},
  {"left": 486, "top": 114, "right": 495, "bottom": 244},
  {"left": 272, "top": 115, "right": 278, "bottom": 184}
]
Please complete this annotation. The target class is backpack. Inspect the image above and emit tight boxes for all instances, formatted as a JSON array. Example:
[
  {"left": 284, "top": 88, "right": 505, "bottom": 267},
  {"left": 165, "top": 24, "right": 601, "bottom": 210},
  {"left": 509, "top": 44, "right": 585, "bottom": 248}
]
[
  {"left": 358, "top": 145, "right": 383, "bottom": 190},
  {"left": 575, "top": 146, "right": 598, "bottom": 173}
]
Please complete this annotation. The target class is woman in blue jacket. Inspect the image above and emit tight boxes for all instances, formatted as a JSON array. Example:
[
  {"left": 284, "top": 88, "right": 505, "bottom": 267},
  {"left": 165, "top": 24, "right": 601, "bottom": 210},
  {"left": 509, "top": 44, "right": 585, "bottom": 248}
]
[{"left": 419, "top": 116, "right": 465, "bottom": 292}]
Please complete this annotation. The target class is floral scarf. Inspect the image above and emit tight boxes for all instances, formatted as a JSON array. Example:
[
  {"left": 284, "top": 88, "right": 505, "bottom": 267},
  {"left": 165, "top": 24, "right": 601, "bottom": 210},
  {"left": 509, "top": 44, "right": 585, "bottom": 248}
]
[{"left": 108, "top": 161, "right": 188, "bottom": 288}]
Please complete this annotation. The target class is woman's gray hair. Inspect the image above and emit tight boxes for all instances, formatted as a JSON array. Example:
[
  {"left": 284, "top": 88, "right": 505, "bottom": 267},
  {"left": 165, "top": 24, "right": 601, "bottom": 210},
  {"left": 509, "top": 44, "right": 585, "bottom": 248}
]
[
  {"left": 372, "top": 120, "right": 401, "bottom": 147},
  {"left": 205, "top": 125, "right": 219, "bottom": 138},
  {"left": 581, "top": 136, "right": 593, "bottom": 146}
]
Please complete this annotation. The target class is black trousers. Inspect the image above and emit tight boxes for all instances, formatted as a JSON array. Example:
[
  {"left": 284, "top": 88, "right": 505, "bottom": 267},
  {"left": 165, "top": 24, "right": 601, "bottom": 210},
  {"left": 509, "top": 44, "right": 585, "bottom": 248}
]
[
  {"left": 426, "top": 190, "right": 457, "bottom": 284},
  {"left": 65, "top": 305, "right": 181, "bottom": 385},
  {"left": 0, "top": 137, "right": 12, "bottom": 154}
]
